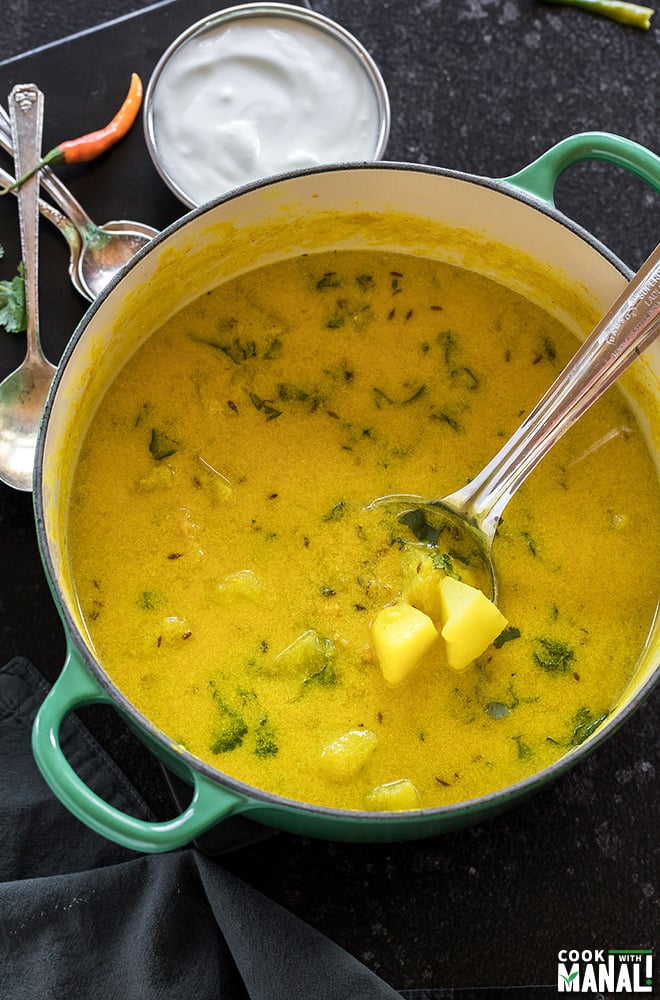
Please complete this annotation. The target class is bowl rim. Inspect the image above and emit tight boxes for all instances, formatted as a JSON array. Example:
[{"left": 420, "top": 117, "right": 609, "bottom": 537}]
[
  {"left": 33, "top": 159, "right": 658, "bottom": 828},
  {"left": 142, "top": 1, "right": 392, "bottom": 209}
]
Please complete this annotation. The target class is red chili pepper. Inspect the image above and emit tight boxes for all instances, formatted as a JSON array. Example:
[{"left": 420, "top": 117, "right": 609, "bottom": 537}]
[{"left": 1, "top": 73, "right": 143, "bottom": 194}]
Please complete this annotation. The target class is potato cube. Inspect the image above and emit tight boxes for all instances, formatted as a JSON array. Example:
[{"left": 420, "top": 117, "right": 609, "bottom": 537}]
[
  {"left": 272, "top": 629, "right": 327, "bottom": 677},
  {"left": 215, "top": 569, "right": 261, "bottom": 605},
  {"left": 371, "top": 602, "right": 438, "bottom": 685},
  {"left": 155, "top": 615, "right": 192, "bottom": 648},
  {"left": 136, "top": 464, "right": 174, "bottom": 492},
  {"left": 365, "top": 778, "right": 421, "bottom": 811},
  {"left": 439, "top": 576, "right": 508, "bottom": 670},
  {"left": 402, "top": 552, "right": 444, "bottom": 620},
  {"left": 319, "top": 729, "right": 378, "bottom": 783}
]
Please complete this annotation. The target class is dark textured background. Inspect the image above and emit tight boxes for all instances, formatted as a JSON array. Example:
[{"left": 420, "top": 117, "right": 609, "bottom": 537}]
[{"left": 0, "top": 0, "right": 658, "bottom": 993}]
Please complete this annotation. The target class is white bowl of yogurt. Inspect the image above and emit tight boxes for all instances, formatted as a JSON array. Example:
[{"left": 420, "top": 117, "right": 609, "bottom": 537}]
[{"left": 144, "top": 2, "right": 391, "bottom": 207}]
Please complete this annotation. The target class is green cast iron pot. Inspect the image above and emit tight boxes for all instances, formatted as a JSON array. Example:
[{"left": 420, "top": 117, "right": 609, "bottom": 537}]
[{"left": 32, "top": 132, "right": 660, "bottom": 853}]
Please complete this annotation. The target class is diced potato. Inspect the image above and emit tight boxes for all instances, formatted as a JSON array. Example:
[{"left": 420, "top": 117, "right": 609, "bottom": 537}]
[
  {"left": 371, "top": 602, "right": 438, "bottom": 685},
  {"left": 439, "top": 576, "right": 508, "bottom": 671},
  {"left": 319, "top": 729, "right": 378, "bottom": 783},
  {"left": 136, "top": 464, "right": 174, "bottom": 492},
  {"left": 402, "top": 552, "right": 444, "bottom": 620},
  {"left": 215, "top": 569, "right": 261, "bottom": 605},
  {"left": 208, "top": 473, "right": 234, "bottom": 505},
  {"left": 197, "top": 460, "right": 234, "bottom": 504},
  {"left": 365, "top": 778, "right": 421, "bottom": 811},
  {"left": 156, "top": 615, "right": 193, "bottom": 647},
  {"left": 272, "top": 629, "right": 327, "bottom": 677}
]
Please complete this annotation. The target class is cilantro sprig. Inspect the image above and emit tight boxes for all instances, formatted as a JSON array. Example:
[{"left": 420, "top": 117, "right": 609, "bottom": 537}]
[{"left": 0, "top": 246, "right": 27, "bottom": 334}]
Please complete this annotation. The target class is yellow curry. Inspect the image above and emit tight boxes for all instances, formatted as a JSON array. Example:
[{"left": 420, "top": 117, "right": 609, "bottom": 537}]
[{"left": 67, "top": 250, "right": 660, "bottom": 811}]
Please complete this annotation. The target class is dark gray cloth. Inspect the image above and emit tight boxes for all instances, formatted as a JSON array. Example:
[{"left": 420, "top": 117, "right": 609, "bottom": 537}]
[{"left": 0, "top": 657, "right": 402, "bottom": 1000}]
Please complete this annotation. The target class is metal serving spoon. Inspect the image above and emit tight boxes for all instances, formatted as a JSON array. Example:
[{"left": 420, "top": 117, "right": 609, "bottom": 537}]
[
  {"left": 0, "top": 103, "right": 158, "bottom": 299},
  {"left": 0, "top": 85, "right": 56, "bottom": 491},
  {"left": 369, "top": 243, "right": 660, "bottom": 602},
  {"left": 0, "top": 161, "right": 90, "bottom": 301}
]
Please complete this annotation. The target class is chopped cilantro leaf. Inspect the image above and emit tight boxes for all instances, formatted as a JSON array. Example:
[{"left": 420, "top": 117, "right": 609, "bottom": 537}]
[
  {"left": 149, "top": 429, "right": 178, "bottom": 460},
  {"left": 0, "top": 260, "right": 26, "bottom": 333},
  {"left": 533, "top": 637, "right": 575, "bottom": 672}
]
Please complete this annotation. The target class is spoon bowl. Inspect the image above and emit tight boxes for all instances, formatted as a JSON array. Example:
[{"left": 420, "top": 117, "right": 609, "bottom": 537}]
[
  {"left": 0, "top": 104, "right": 157, "bottom": 299},
  {"left": 0, "top": 85, "right": 54, "bottom": 492},
  {"left": 370, "top": 242, "right": 660, "bottom": 604},
  {"left": 0, "top": 355, "right": 56, "bottom": 490},
  {"left": 74, "top": 218, "right": 156, "bottom": 298}
]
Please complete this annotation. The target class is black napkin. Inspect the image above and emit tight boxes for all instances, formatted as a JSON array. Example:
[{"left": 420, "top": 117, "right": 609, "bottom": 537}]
[{"left": 0, "top": 657, "right": 405, "bottom": 1000}]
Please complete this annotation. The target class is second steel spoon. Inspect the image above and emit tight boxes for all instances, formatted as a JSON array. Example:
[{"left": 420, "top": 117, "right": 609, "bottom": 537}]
[{"left": 0, "top": 102, "right": 157, "bottom": 299}]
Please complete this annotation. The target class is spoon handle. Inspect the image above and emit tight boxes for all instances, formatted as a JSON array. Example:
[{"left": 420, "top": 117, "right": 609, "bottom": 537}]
[
  {"left": 448, "top": 243, "right": 660, "bottom": 537},
  {"left": 9, "top": 85, "right": 45, "bottom": 365},
  {"left": 0, "top": 162, "right": 89, "bottom": 302},
  {"left": 0, "top": 101, "right": 95, "bottom": 233}
]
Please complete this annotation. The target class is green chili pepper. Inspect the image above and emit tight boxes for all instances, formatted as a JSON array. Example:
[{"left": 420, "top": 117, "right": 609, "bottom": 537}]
[{"left": 543, "top": 0, "right": 654, "bottom": 29}]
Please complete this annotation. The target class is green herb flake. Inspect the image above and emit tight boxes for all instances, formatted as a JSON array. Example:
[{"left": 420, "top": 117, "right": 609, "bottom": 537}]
[
  {"left": 134, "top": 402, "right": 152, "bottom": 427},
  {"left": 139, "top": 590, "right": 164, "bottom": 610},
  {"left": 276, "top": 382, "right": 322, "bottom": 408},
  {"left": 149, "top": 428, "right": 179, "bottom": 461},
  {"left": 439, "top": 330, "right": 458, "bottom": 366},
  {"left": 533, "top": 636, "right": 575, "bottom": 672},
  {"left": 355, "top": 273, "right": 374, "bottom": 290},
  {"left": 543, "top": 336, "right": 557, "bottom": 362},
  {"left": 372, "top": 387, "right": 393, "bottom": 408},
  {"left": 430, "top": 411, "right": 462, "bottom": 433},
  {"left": 326, "top": 314, "right": 346, "bottom": 329},
  {"left": 217, "top": 336, "right": 257, "bottom": 365},
  {"left": 302, "top": 638, "right": 337, "bottom": 688},
  {"left": 486, "top": 701, "right": 510, "bottom": 720},
  {"left": 493, "top": 625, "right": 521, "bottom": 648},
  {"left": 0, "top": 259, "right": 26, "bottom": 334},
  {"left": 522, "top": 531, "right": 538, "bottom": 556},
  {"left": 316, "top": 273, "right": 341, "bottom": 290},
  {"left": 512, "top": 735, "right": 533, "bottom": 760},
  {"left": 430, "top": 550, "right": 460, "bottom": 579},
  {"left": 570, "top": 707, "right": 609, "bottom": 746},
  {"left": 210, "top": 696, "right": 249, "bottom": 754},
  {"left": 263, "top": 337, "right": 283, "bottom": 360},
  {"left": 249, "top": 393, "right": 282, "bottom": 421},
  {"left": 450, "top": 366, "right": 480, "bottom": 390},
  {"left": 254, "top": 719, "right": 279, "bottom": 757},
  {"left": 398, "top": 508, "right": 441, "bottom": 545},
  {"left": 323, "top": 500, "right": 348, "bottom": 522},
  {"left": 402, "top": 385, "right": 426, "bottom": 405}
]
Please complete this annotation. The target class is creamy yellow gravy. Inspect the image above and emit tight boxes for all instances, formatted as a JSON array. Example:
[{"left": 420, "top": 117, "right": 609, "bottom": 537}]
[{"left": 68, "top": 250, "right": 660, "bottom": 811}]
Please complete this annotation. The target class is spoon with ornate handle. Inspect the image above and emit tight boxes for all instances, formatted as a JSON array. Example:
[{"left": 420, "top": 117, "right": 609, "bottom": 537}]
[{"left": 0, "top": 84, "right": 56, "bottom": 491}]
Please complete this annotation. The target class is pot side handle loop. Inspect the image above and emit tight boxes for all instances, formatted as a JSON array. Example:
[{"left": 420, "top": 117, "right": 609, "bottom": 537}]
[
  {"left": 32, "top": 647, "right": 244, "bottom": 853},
  {"left": 501, "top": 131, "right": 660, "bottom": 206}
]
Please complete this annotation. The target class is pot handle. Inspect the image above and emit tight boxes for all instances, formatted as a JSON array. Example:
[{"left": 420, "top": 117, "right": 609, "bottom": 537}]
[
  {"left": 32, "top": 647, "right": 245, "bottom": 853},
  {"left": 501, "top": 131, "right": 660, "bottom": 205}
]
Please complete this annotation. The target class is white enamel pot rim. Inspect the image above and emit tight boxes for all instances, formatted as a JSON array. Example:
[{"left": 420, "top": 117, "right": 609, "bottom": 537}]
[{"left": 31, "top": 138, "right": 660, "bottom": 852}]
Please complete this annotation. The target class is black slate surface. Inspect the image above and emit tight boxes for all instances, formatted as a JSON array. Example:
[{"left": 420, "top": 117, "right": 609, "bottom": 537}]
[{"left": 0, "top": 0, "right": 659, "bottom": 993}]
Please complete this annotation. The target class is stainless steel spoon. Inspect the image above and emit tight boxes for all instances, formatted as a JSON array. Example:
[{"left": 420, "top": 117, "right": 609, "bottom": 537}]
[
  {"left": 0, "top": 103, "right": 158, "bottom": 299},
  {"left": 369, "top": 243, "right": 660, "bottom": 602},
  {"left": 0, "top": 161, "right": 90, "bottom": 301},
  {"left": 0, "top": 85, "right": 56, "bottom": 491}
]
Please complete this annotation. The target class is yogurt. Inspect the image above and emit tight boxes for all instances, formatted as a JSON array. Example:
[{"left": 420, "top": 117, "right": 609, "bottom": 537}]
[{"left": 146, "top": 6, "right": 390, "bottom": 207}]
